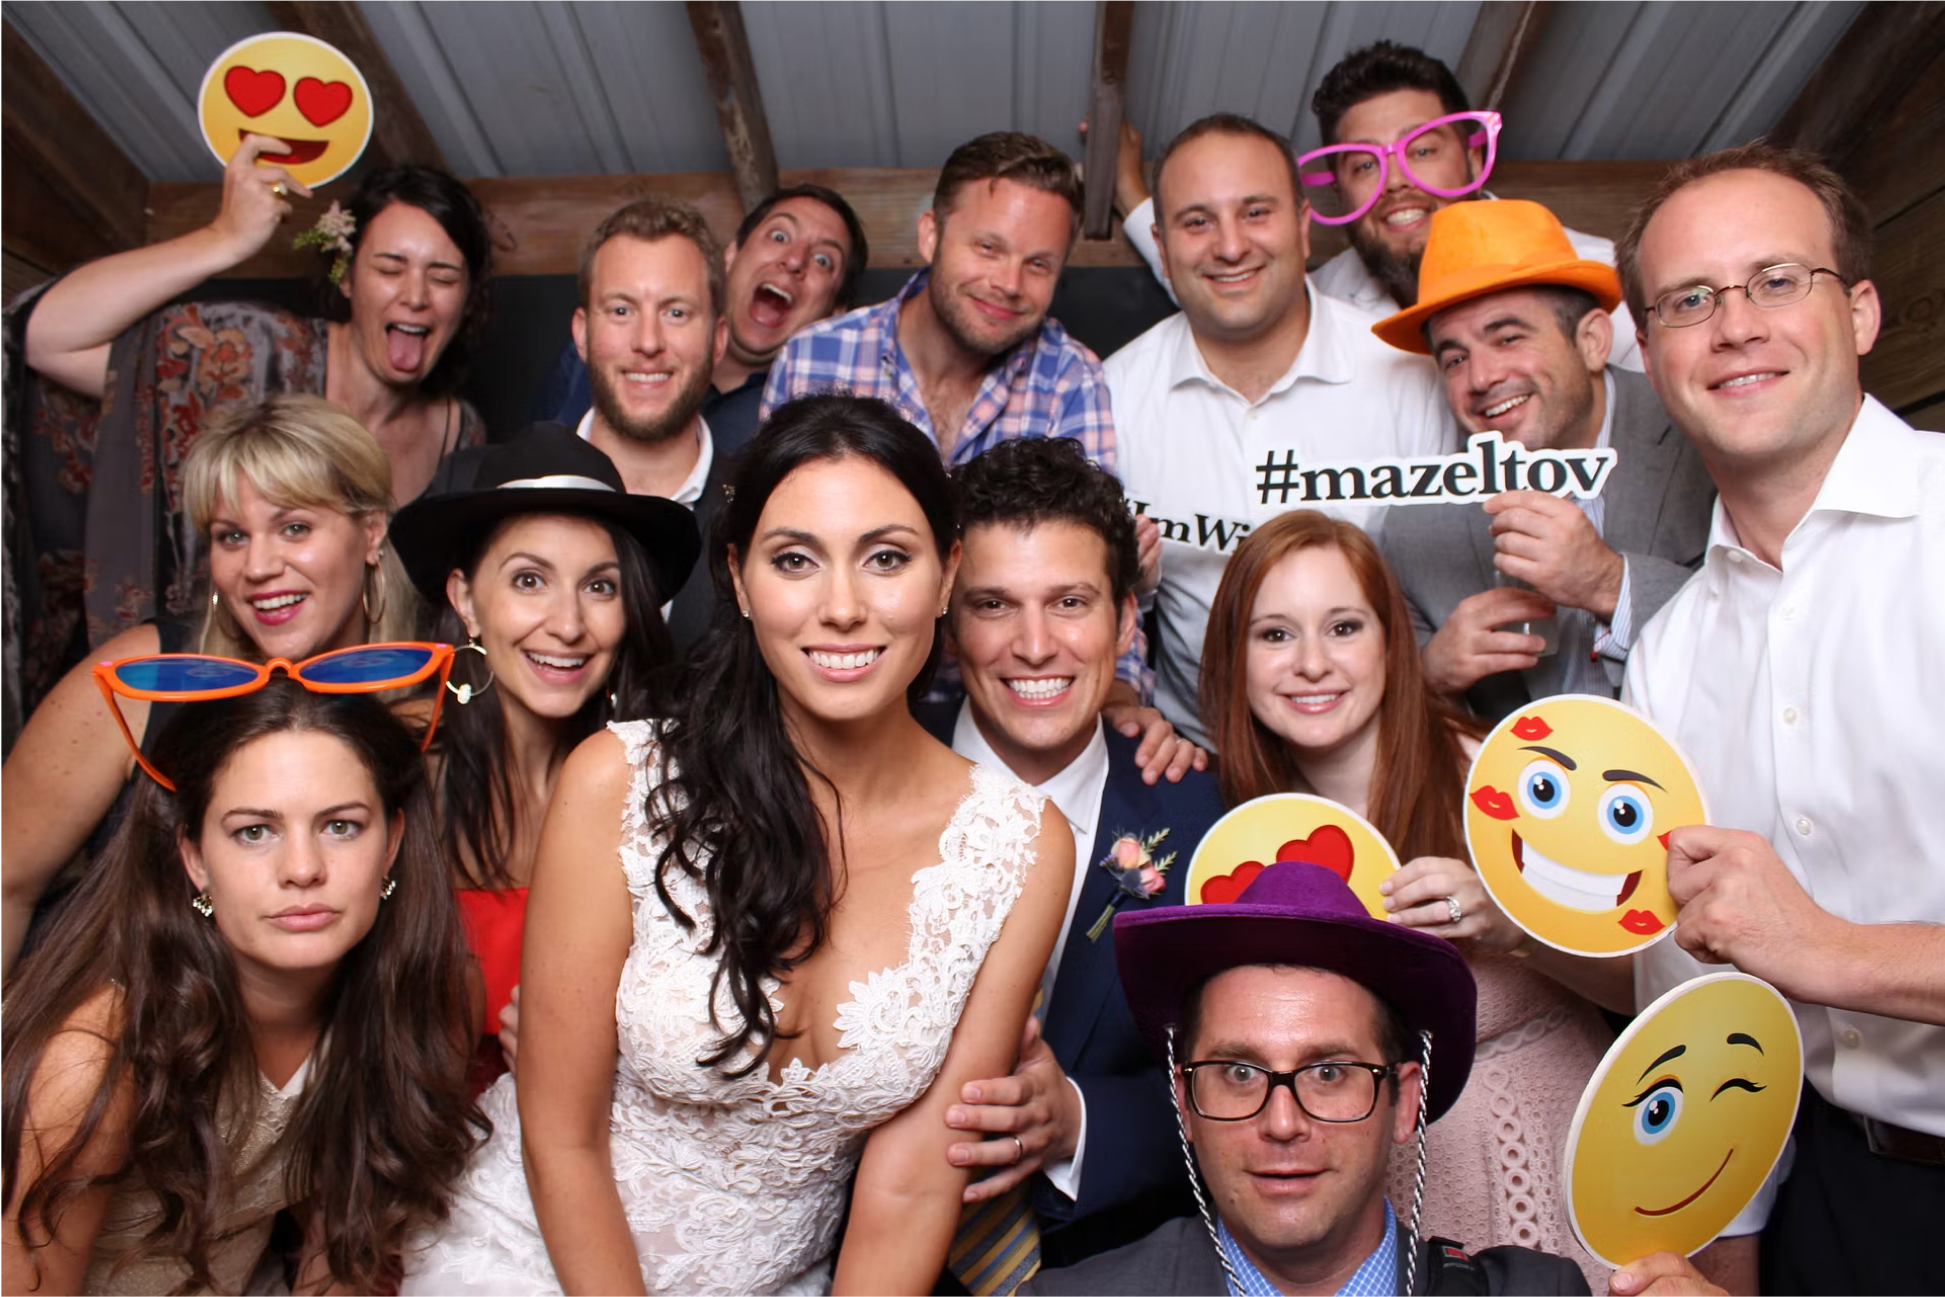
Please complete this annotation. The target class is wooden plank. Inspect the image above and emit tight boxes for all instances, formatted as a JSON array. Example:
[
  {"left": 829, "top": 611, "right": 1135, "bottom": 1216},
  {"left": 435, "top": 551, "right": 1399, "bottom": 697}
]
[
  {"left": 1862, "top": 186, "right": 1945, "bottom": 411},
  {"left": 1456, "top": 2, "right": 1554, "bottom": 112},
  {"left": 1, "top": 22, "right": 149, "bottom": 268},
  {"left": 1082, "top": 1, "right": 1136, "bottom": 240},
  {"left": 3, "top": 248, "right": 52, "bottom": 304},
  {"left": 146, "top": 159, "right": 1675, "bottom": 278},
  {"left": 1769, "top": 1, "right": 1945, "bottom": 172},
  {"left": 685, "top": 1, "right": 778, "bottom": 215},
  {"left": 265, "top": 0, "right": 448, "bottom": 168},
  {"left": 1829, "top": 46, "right": 1945, "bottom": 229}
]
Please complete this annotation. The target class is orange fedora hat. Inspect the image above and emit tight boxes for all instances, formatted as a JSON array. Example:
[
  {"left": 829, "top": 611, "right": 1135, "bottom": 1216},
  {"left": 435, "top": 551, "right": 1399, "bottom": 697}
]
[{"left": 1372, "top": 199, "right": 1622, "bottom": 354}]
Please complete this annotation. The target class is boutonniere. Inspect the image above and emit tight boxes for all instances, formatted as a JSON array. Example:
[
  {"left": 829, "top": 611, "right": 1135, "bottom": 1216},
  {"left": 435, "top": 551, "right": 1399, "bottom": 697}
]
[{"left": 1086, "top": 827, "right": 1177, "bottom": 940}]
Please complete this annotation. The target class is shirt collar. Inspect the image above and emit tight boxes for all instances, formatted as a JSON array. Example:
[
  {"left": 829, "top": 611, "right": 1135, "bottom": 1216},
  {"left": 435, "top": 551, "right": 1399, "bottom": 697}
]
[
  {"left": 885, "top": 267, "right": 1041, "bottom": 390},
  {"left": 950, "top": 698, "right": 1109, "bottom": 843},
  {"left": 1596, "top": 368, "right": 1616, "bottom": 451},
  {"left": 574, "top": 410, "right": 714, "bottom": 508},
  {"left": 1704, "top": 394, "right": 1920, "bottom": 559},
  {"left": 1170, "top": 280, "right": 1356, "bottom": 399},
  {"left": 1216, "top": 1201, "right": 1398, "bottom": 1296}
]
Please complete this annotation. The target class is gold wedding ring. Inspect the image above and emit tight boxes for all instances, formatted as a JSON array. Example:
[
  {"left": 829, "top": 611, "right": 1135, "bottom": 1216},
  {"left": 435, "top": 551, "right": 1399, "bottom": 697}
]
[{"left": 271, "top": 181, "right": 289, "bottom": 198}]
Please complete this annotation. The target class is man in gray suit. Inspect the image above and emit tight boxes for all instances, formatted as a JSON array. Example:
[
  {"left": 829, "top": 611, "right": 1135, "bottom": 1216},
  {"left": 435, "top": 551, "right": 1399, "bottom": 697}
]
[{"left": 1372, "top": 201, "right": 1713, "bottom": 721}]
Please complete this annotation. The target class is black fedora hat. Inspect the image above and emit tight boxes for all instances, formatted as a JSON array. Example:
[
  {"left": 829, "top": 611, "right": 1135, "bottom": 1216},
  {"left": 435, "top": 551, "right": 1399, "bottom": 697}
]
[
  {"left": 389, "top": 427, "right": 701, "bottom": 606},
  {"left": 1114, "top": 860, "right": 1477, "bottom": 1121}
]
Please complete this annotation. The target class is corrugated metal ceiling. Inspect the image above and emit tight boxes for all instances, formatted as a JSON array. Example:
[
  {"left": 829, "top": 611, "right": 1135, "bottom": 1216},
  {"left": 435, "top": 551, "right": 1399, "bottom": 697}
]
[{"left": 7, "top": 1, "right": 1863, "bottom": 184}]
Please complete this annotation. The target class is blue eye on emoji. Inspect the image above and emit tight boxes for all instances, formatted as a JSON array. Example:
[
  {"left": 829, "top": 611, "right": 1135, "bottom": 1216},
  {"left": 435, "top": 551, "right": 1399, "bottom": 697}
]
[
  {"left": 1628, "top": 1082, "right": 1684, "bottom": 1144},
  {"left": 1518, "top": 759, "right": 1571, "bottom": 818},
  {"left": 1598, "top": 786, "right": 1655, "bottom": 845}
]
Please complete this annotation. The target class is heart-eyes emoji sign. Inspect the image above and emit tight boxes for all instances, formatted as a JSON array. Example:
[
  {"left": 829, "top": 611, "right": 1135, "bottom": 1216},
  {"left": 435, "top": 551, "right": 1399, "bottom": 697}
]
[
  {"left": 1185, "top": 794, "right": 1399, "bottom": 918},
  {"left": 198, "top": 33, "right": 374, "bottom": 188}
]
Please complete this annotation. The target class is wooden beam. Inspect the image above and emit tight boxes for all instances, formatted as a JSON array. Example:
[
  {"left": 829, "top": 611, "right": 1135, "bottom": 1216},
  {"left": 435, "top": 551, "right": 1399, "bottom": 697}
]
[
  {"left": 685, "top": 1, "right": 778, "bottom": 215},
  {"left": 1769, "top": 1, "right": 1945, "bottom": 170},
  {"left": 1082, "top": 1, "right": 1136, "bottom": 240},
  {"left": 1861, "top": 185, "right": 1945, "bottom": 411},
  {"left": 1456, "top": 1, "right": 1553, "bottom": 112},
  {"left": 2, "top": 22, "right": 148, "bottom": 272},
  {"left": 265, "top": 1, "right": 447, "bottom": 169},
  {"left": 145, "top": 159, "right": 1674, "bottom": 278}
]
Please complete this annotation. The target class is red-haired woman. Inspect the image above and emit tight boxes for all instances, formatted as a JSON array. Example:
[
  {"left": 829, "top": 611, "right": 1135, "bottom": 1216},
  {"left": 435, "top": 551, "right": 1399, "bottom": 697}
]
[{"left": 1199, "top": 509, "right": 1617, "bottom": 1291}]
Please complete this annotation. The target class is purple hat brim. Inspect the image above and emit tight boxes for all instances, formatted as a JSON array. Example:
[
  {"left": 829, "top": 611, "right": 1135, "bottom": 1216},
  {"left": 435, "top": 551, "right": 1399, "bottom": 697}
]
[{"left": 1114, "top": 903, "right": 1478, "bottom": 1122}]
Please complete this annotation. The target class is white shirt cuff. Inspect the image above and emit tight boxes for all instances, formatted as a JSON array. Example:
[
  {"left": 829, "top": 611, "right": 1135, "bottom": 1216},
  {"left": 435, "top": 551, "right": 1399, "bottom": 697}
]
[
  {"left": 1040, "top": 1077, "right": 1088, "bottom": 1201},
  {"left": 1594, "top": 555, "right": 1634, "bottom": 661},
  {"left": 1122, "top": 198, "right": 1176, "bottom": 304}
]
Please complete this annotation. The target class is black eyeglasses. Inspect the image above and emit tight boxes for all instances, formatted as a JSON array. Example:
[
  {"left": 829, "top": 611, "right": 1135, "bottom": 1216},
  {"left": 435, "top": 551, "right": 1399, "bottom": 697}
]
[
  {"left": 1180, "top": 1059, "right": 1396, "bottom": 1123},
  {"left": 1650, "top": 263, "right": 1849, "bottom": 328}
]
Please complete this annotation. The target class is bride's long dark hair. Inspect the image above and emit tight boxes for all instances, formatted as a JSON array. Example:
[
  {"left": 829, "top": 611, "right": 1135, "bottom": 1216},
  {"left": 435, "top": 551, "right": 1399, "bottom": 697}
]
[
  {"left": 2, "top": 681, "right": 482, "bottom": 1293},
  {"left": 651, "top": 395, "right": 956, "bottom": 1074}
]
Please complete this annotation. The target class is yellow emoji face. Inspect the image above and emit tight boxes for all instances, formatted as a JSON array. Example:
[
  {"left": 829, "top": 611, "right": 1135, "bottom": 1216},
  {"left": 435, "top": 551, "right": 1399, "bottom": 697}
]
[
  {"left": 1186, "top": 794, "right": 1398, "bottom": 917},
  {"left": 1565, "top": 973, "right": 1801, "bottom": 1266},
  {"left": 198, "top": 33, "right": 373, "bottom": 188},
  {"left": 1465, "top": 695, "right": 1706, "bottom": 956}
]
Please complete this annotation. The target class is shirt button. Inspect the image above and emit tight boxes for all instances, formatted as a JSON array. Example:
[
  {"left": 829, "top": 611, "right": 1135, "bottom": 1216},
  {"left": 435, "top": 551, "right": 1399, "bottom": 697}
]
[
  {"left": 1782, "top": 706, "right": 1800, "bottom": 725},
  {"left": 1795, "top": 815, "right": 1814, "bottom": 837},
  {"left": 1841, "top": 1027, "right": 1863, "bottom": 1048},
  {"left": 1727, "top": 550, "right": 1745, "bottom": 565},
  {"left": 1779, "top": 602, "right": 1798, "bottom": 620}
]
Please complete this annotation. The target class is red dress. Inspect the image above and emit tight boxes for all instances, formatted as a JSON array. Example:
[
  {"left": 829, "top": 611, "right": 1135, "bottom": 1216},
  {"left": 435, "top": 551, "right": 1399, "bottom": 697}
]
[{"left": 457, "top": 887, "right": 529, "bottom": 1090}]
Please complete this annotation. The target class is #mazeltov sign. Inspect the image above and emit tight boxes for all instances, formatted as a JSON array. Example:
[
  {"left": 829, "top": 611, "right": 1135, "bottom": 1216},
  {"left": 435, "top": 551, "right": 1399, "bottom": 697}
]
[{"left": 1251, "top": 431, "right": 1617, "bottom": 508}]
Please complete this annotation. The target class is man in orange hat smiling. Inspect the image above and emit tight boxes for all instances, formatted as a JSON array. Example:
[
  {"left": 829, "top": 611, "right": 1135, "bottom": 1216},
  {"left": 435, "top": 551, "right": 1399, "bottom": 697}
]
[{"left": 1371, "top": 200, "right": 1714, "bottom": 721}]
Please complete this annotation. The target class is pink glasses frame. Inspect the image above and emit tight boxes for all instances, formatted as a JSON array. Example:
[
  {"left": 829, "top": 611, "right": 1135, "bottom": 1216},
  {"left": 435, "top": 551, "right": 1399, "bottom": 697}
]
[{"left": 1294, "top": 110, "right": 1503, "bottom": 226}]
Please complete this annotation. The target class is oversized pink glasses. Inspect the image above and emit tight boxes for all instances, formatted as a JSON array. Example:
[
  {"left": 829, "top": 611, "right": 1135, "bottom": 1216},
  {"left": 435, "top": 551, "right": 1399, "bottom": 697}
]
[{"left": 1295, "top": 111, "right": 1502, "bottom": 225}]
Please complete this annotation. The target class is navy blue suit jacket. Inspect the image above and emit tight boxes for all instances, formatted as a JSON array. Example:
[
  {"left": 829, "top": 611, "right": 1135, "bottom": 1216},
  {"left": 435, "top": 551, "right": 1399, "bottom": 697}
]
[{"left": 919, "top": 705, "right": 1226, "bottom": 1261}]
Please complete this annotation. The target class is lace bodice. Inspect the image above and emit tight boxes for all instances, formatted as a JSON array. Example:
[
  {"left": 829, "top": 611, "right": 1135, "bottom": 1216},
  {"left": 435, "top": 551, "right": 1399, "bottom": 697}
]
[{"left": 403, "top": 722, "right": 1045, "bottom": 1295}]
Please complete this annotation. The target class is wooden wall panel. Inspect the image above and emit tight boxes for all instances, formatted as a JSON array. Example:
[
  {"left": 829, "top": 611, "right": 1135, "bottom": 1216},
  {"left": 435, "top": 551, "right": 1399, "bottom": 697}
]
[{"left": 1861, "top": 187, "right": 1945, "bottom": 411}]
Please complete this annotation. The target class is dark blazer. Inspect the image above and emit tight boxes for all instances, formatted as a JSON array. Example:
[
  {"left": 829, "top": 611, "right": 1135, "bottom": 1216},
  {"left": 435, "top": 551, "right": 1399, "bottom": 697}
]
[
  {"left": 1024, "top": 1216, "right": 1591, "bottom": 1296},
  {"left": 920, "top": 704, "right": 1227, "bottom": 1264},
  {"left": 1380, "top": 368, "right": 1714, "bottom": 721},
  {"left": 454, "top": 421, "right": 729, "bottom": 656}
]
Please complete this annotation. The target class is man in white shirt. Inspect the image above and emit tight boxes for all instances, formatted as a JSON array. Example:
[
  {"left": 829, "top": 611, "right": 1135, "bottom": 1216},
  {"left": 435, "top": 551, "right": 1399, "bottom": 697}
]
[
  {"left": 1619, "top": 141, "right": 1945, "bottom": 1294},
  {"left": 920, "top": 436, "right": 1227, "bottom": 1279},
  {"left": 565, "top": 197, "right": 728, "bottom": 649},
  {"left": 1105, "top": 113, "right": 1455, "bottom": 747}
]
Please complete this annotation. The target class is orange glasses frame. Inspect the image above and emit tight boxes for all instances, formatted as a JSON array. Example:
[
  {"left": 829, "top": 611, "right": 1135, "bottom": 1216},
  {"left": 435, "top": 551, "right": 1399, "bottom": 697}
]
[{"left": 93, "top": 642, "right": 455, "bottom": 792}]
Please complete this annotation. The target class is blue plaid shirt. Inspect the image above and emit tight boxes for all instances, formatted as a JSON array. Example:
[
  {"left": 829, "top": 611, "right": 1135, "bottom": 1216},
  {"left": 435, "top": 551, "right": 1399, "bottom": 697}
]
[
  {"left": 1217, "top": 1200, "right": 1398, "bottom": 1296},
  {"left": 759, "top": 269, "right": 1117, "bottom": 474}
]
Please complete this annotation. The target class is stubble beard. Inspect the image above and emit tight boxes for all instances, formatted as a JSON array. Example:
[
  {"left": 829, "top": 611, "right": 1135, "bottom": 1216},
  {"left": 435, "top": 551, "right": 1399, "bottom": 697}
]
[
  {"left": 928, "top": 273, "right": 1042, "bottom": 361},
  {"left": 1348, "top": 222, "right": 1426, "bottom": 309},
  {"left": 589, "top": 358, "right": 714, "bottom": 445}
]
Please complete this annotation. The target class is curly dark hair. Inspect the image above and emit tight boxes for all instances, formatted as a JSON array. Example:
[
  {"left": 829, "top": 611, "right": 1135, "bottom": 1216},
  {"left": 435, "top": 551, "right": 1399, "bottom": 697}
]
[
  {"left": 2, "top": 682, "right": 483, "bottom": 1294},
  {"left": 651, "top": 394, "right": 957, "bottom": 1074},
  {"left": 951, "top": 436, "right": 1140, "bottom": 606},
  {"left": 320, "top": 163, "right": 495, "bottom": 398},
  {"left": 1311, "top": 41, "right": 1470, "bottom": 147}
]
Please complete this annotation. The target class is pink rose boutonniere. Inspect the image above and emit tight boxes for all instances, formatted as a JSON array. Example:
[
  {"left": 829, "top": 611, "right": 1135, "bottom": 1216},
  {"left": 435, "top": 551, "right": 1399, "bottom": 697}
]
[{"left": 1086, "top": 827, "right": 1177, "bottom": 940}]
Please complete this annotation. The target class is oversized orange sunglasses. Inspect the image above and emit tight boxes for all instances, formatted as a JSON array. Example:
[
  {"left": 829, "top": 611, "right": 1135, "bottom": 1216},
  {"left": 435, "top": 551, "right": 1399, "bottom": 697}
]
[{"left": 94, "top": 642, "right": 454, "bottom": 791}]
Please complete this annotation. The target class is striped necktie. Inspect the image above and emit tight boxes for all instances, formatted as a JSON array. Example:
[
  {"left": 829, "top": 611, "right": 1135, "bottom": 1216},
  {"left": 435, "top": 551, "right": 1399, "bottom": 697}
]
[{"left": 946, "top": 991, "right": 1045, "bottom": 1295}]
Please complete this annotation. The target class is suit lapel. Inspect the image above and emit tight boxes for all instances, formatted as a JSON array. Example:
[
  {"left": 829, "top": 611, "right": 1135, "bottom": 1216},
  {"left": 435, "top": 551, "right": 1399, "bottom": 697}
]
[
  {"left": 1042, "top": 760, "right": 1155, "bottom": 1067},
  {"left": 1600, "top": 371, "right": 1678, "bottom": 561}
]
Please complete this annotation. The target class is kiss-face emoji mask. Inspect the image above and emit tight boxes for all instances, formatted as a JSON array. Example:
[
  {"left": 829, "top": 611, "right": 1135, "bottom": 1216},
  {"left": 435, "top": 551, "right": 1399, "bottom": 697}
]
[
  {"left": 198, "top": 33, "right": 373, "bottom": 188},
  {"left": 1565, "top": 973, "right": 1801, "bottom": 1266},
  {"left": 1466, "top": 696, "right": 1706, "bottom": 956},
  {"left": 1186, "top": 794, "right": 1398, "bottom": 918}
]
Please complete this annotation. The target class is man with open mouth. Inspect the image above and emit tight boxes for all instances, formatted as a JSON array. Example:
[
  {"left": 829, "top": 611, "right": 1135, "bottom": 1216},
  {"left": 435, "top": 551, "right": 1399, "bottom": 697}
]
[{"left": 1371, "top": 199, "right": 1714, "bottom": 723}]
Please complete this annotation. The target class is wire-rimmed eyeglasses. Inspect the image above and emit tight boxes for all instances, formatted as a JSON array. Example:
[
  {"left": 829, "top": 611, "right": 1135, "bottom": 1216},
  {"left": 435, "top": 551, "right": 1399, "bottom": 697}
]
[
  {"left": 1650, "top": 263, "right": 1850, "bottom": 328},
  {"left": 1293, "top": 111, "right": 1501, "bottom": 226},
  {"left": 1180, "top": 1059, "right": 1396, "bottom": 1123}
]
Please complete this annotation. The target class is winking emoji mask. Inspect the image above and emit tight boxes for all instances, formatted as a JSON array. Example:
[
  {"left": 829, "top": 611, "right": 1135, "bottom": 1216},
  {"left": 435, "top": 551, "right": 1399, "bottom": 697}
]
[{"left": 1465, "top": 695, "right": 1706, "bottom": 956}]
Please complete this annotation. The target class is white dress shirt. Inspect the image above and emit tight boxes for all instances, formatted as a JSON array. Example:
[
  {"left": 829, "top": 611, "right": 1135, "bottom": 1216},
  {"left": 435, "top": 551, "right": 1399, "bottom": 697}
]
[
  {"left": 952, "top": 701, "right": 1110, "bottom": 1201},
  {"left": 1627, "top": 397, "right": 1945, "bottom": 1156},
  {"left": 1122, "top": 196, "right": 1645, "bottom": 372},
  {"left": 1106, "top": 285, "right": 1456, "bottom": 746}
]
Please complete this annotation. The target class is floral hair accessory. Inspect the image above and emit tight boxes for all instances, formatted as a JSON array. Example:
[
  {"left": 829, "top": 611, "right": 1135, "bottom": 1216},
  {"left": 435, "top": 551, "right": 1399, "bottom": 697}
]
[
  {"left": 1086, "top": 826, "right": 1176, "bottom": 941},
  {"left": 292, "top": 201, "right": 356, "bottom": 286}
]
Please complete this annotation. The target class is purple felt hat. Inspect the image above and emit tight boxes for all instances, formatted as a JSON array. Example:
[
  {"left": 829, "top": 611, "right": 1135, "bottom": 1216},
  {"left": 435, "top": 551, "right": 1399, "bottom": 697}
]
[{"left": 1114, "top": 861, "right": 1478, "bottom": 1121}]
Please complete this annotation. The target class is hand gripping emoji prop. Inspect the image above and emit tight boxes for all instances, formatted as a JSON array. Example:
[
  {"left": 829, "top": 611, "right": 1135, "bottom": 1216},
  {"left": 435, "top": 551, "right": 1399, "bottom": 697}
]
[
  {"left": 1465, "top": 696, "right": 1707, "bottom": 956},
  {"left": 1185, "top": 793, "right": 1398, "bottom": 918},
  {"left": 1564, "top": 973, "right": 1802, "bottom": 1266},
  {"left": 198, "top": 33, "right": 374, "bottom": 189}
]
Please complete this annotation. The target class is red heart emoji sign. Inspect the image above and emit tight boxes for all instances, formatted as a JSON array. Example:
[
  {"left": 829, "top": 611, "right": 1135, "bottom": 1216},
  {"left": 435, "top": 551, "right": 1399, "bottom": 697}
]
[
  {"left": 1199, "top": 861, "right": 1265, "bottom": 905},
  {"left": 1274, "top": 825, "right": 1355, "bottom": 884},
  {"left": 224, "top": 66, "right": 286, "bottom": 118},
  {"left": 294, "top": 77, "right": 353, "bottom": 127}
]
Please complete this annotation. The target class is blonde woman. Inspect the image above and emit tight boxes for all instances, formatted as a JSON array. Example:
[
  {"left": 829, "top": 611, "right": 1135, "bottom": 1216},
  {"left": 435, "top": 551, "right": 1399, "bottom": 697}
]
[{"left": 1, "top": 394, "right": 415, "bottom": 974}]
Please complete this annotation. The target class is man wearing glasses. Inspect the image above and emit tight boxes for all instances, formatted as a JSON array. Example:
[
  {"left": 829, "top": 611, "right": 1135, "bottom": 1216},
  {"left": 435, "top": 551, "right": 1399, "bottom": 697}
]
[
  {"left": 1024, "top": 861, "right": 1722, "bottom": 1295},
  {"left": 1618, "top": 143, "right": 1945, "bottom": 1296}
]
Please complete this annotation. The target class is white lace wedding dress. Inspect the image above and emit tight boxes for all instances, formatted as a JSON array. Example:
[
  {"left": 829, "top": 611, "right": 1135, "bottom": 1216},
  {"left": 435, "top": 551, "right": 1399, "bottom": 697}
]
[{"left": 401, "top": 721, "right": 1045, "bottom": 1295}]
